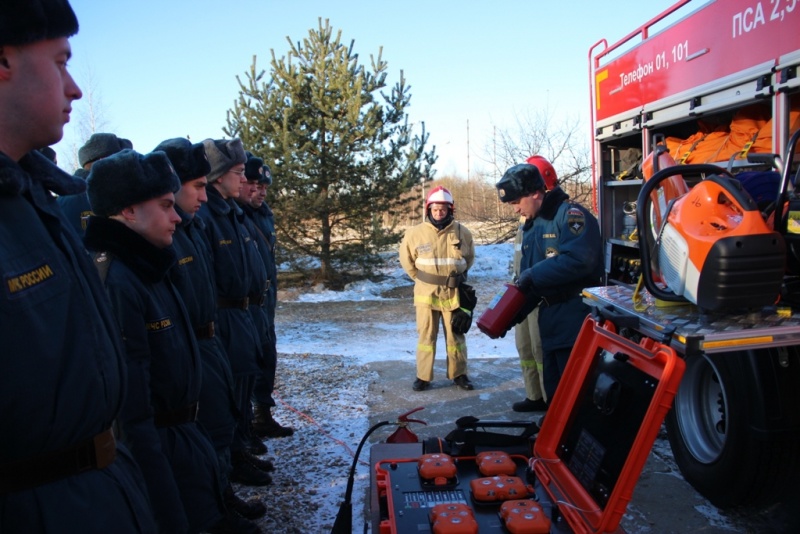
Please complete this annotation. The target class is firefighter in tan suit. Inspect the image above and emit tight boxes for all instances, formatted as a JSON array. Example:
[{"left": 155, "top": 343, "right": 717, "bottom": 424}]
[
  {"left": 400, "top": 186, "right": 475, "bottom": 392},
  {"left": 512, "top": 217, "right": 547, "bottom": 411}
]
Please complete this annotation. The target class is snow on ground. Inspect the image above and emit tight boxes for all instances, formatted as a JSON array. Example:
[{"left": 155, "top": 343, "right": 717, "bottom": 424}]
[
  {"left": 277, "top": 243, "right": 518, "bottom": 364},
  {"left": 260, "top": 243, "right": 517, "bottom": 533},
  {"left": 291, "top": 243, "right": 513, "bottom": 304}
]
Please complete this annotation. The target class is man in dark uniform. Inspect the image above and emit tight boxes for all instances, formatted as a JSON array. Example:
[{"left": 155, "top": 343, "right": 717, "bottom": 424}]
[
  {"left": 198, "top": 138, "right": 271, "bottom": 487},
  {"left": 496, "top": 162, "right": 603, "bottom": 400},
  {"left": 0, "top": 2, "right": 155, "bottom": 532},
  {"left": 155, "top": 137, "right": 268, "bottom": 530},
  {"left": 232, "top": 166, "right": 272, "bottom": 456},
  {"left": 241, "top": 152, "right": 294, "bottom": 439},
  {"left": 57, "top": 132, "right": 132, "bottom": 236},
  {"left": 85, "top": 149, "right": 225, "bottom": 533}
]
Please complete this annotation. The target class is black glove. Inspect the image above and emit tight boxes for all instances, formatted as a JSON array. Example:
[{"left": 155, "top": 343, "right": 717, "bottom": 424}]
[
  {"left": 458, "top": 283, "right": 477, "bottom": 312},
  {"left": 451, "top": 308, "right": 473, "bottom": 335},
  {"left": 517, "top": 268, "right": 534, "bottom": 291}
]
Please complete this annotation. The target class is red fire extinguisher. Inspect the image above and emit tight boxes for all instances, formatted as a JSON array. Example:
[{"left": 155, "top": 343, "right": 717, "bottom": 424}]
[
  {"left": 386, "top": 407, "right": 427, "bottom": 443},
  {"left": 476, "top": 283, "right": 528, "bottom": 339}
]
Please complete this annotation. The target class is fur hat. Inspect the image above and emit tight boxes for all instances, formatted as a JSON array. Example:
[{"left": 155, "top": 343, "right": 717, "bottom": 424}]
[
  {"left": 87, "top": 149, "right": 180, "bottom": 217},
  {"left": 79, "top": 133, "right": 133, "bottom": 167},
  {"left": 244, "top": 151, "right": 273, "bottom": 185},
  {"left": 496, "top": 163, "right": 546, "bottom": 203},
  {"left": 0, "top": 0, "right": 78, "bottom": 46},
  {"left": 153, "top": 138, "right": 211, "bottom": 183},
  {"left": 203, "top": 138, "right": 246, "bottom": 183}
]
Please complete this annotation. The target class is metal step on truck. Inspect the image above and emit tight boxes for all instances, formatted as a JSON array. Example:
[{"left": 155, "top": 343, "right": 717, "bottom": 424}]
[{"left": 588, "top": 0, "right": 800, "bottom": 509}]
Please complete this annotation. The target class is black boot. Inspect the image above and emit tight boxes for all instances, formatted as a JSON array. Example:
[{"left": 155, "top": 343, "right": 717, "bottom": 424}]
[
  {"left": 224, "top": 484, "right": 266, "bottom": 520},
  {"left": 512, "top": 397, "right": 548, "bottom": 412},
  {"left": 241, "top": 450, "right": 275, "bottom": 473},
  {"left": 252, "top": 403, "right": 294, "bottom": 438},
  {"left": 453, "top": 374, "right": 474, "bottom": 390},
  {"left": 230, "top": 451, "right": 272, "bottom": 487},
  {"left": 246, "top": 433, "right": 269, "bottom": 456}
]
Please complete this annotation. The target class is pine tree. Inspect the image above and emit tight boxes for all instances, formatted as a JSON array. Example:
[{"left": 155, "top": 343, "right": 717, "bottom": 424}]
[{"left": 225, "top": 19, "right": 436, "bottom": 285}]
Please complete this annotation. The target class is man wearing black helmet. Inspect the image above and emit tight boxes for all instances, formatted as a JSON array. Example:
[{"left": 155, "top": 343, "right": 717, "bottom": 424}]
[{"left": 496, "top": 160, "right": 603, "bottom": 401}]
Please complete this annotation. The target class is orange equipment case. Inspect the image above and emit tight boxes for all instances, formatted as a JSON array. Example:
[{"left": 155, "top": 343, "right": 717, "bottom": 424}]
[
  {"left": 373, "top": 316, "right": 684, "bottom": 534},
  {"left": 532, "top": 317, "right": 684, "bottom": 533}
]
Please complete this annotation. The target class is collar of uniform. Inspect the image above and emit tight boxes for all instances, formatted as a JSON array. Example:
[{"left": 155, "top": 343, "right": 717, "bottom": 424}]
[
  {"left": 204, "top": 185, "right": 232, "bottom": 216},
  {"left": 230, "top": 197, "right": 245, "bottom": 221},
  {"left": 538, "top": 187, "right": 570, "bottom": 220},
  {"left": 175, "top": 205, "right": 207, "bottom": 233},
  {"left": 0, "top": 150, "right": 85, "bottom": 197},
  {"left": 84, "top": 216, "right": 177, "bottom": 283}
]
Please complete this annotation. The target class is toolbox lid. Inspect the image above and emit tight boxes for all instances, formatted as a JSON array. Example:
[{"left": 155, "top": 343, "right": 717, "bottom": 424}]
[{"left": 533, "top": 316, "right": 685, "bottom": 534}]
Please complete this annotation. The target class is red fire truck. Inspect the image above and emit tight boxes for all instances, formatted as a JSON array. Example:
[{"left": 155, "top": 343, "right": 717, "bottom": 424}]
[{"left": 588, "top": 0, "right": 800, "bottom": 508}]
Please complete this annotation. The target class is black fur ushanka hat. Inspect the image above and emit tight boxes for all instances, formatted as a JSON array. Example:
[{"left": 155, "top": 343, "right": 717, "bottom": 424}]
[
  {"left": 244, "top": 151, "right": 272, "bottom": 186},
  {"left": 0, "top": 0, "right": 79, "bottom": 46},
  {"left": 154, "top": 137, "right": 211, "bottom": 183},
  {"left": 87, "top": 149, "right": 180, "bottom": 217}
]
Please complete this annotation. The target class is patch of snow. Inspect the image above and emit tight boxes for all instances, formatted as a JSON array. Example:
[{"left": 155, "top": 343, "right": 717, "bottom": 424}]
[{"left": 296, "top": 243, "right": 514, "bottom": 303}]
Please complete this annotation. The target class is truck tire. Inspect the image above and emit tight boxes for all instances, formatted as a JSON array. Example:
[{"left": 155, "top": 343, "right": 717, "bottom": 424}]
[{"left": 665, "top": 347, "right": 800, "bottom": 508}]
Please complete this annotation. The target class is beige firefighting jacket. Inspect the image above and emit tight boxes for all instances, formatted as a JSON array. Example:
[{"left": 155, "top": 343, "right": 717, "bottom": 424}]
[{"left": 399, "top": 219, "right": 475, "bottom": 311}]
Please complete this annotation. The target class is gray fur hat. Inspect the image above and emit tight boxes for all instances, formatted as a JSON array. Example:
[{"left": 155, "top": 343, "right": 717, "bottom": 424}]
[
  {"left": 87, "top": 149, "right": 180, "bottom": 217},
  {"left": 244, "top": 151, "right": 272, "bottom": 186},
  {"left": 0, "top": 0, "right": 78, "bottom": 46},
  {"left": 203, "top": 138, "right": 246, "bottom": 183},
  {"left": 153, "top": 138, "right": 211, "bottom": 183},
  {"left": 79, "top": 133, "right": 133, "bottom": 167}
]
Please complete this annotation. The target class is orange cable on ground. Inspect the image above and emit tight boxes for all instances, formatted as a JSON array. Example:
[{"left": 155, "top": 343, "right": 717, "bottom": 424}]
[{"left": 273, "top": 390, "right": 371, "bottom": 466}]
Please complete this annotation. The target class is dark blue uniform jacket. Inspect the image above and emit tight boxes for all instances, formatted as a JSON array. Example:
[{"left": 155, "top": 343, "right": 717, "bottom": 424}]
[
  {"left": 520, "top": 187, "right": 603, "bottom": 351},
  {"left": 169, "top": 207, "right": 237, "bottom": 452},
  {"left": 239, "top": 207, "right": 270, "bottom": 359},
  {"left": 0, "top": 151, "right": 155, "bottom": 533},
  {"left": 197, "top": 187, "right": 261, "bottom": 376},
  {"left": 84, "top": 217, "right": 223, "bottom": 534},
  {"left": 244, "top": 202, "right": 277, "bottom": 320},
  {"left": 55, "top": 167, "right": 92, "bottom": 237}
]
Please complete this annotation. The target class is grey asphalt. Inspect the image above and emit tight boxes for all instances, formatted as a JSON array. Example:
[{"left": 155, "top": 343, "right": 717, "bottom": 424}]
[{"left": 364, "top": 356, "right": 797, "bottom": 533}]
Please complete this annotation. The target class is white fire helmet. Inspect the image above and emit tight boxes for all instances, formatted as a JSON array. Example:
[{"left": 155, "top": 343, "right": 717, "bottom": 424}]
[{"left": 425, "top": 186, "right": 454, "bottom": 212}]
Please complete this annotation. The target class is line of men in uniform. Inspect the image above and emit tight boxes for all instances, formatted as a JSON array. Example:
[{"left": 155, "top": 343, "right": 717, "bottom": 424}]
[
  {"left": 79, "top": 136, "right": 293, "bottom": 534},
  {"left": 0, "top": 3, "right": 291, "bottom": 532}
]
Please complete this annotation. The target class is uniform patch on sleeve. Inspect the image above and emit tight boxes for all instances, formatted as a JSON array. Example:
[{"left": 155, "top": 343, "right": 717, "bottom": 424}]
[
  {"left": 417, "top": 243, "right": 432, "bottom": 254},
  {"left": 567, "top": 208, "right": 586, "bottom": 235},
  {"left": 5, "top": 262, "right": 55, "bottom": 296},
  {"left": 146, "top": 317, "right": 174, "bottom": 332}
]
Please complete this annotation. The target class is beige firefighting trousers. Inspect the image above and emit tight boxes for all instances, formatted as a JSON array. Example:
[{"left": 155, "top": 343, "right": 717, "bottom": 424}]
[
  {"left": 415, "top": 306, "right": 467, "bottom": 381},
  {"left": 514, "top": 306, "right": 546, "bottom": 402}
]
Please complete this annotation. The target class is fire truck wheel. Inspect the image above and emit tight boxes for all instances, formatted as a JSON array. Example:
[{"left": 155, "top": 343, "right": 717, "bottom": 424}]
[{"left": 665, "top": 348, "right": 800, "bottom": 508}]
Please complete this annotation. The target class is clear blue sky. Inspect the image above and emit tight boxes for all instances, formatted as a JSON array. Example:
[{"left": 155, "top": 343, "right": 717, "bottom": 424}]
[{"left": 56, "top": 0, "right": 685, "bottom": 180}]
